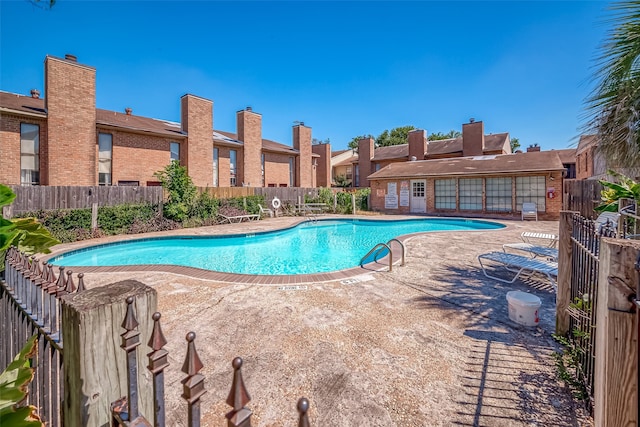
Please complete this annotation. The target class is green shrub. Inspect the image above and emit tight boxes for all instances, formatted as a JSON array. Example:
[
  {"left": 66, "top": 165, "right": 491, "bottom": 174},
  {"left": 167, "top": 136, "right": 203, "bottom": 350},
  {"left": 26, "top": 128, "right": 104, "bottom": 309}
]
[
  {"left": 336, "top": 191, "right": 353, "bottom": 214},
  {"left": 191, "top": 191, "right": 220, "bottom": 220},
  {"left": 355, "top": 188, "right": 371, "bottom": 211},
  {"left": 154, "top": 161, "right": 197, "bottom": 221},
  {"left": 98, "top": 204, "right": 156, "bottom": 235}
]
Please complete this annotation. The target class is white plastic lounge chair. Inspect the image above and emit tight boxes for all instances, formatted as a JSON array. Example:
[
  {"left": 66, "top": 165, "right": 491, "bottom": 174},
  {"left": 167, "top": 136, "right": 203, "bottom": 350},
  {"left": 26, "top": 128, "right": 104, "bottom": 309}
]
[
  {"left": 478, "top": 251, "right": 558, "bottom": 289},
  {"left": 594, "top": 211, "right": 620, "bottom": 233},
  {"left": 219, "top": 214, "right": 260, "bottom": 223},
  {"left": 521, "top": 202, "right": 538, "bottom": 221},
  {"left": 502, "top": 243, "right": 559, "bottom": 261},
  {"left": 258, "top": 204, "right": 274, "bottom": 218},
  {"left": 520, "top": 232, "right": 558, "bottom": 248}
]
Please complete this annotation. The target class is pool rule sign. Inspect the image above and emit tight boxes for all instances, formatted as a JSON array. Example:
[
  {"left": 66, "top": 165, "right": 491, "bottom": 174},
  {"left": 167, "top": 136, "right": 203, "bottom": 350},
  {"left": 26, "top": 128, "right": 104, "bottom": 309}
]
[
  {"left": 399, "top": 181, "right": 410, "bottom": 207},
  {"left": 385, "top": 182, "right": 399, "bottom": 209}
]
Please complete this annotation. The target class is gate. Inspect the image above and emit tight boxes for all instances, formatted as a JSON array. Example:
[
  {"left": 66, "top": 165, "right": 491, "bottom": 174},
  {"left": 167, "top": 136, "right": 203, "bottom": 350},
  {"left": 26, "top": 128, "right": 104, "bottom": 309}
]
[
  {"left": 566, "top": 213, "right": 617, "bottom": 406},
  {"left": 1, "top": 246, "right": 85, "bottom": 426}
]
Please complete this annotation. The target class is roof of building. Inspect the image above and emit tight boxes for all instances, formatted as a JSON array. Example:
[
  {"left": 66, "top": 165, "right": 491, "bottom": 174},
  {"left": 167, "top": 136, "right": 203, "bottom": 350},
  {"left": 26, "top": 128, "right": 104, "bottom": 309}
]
[
  {"left": 368, "top": 132, "right": 510, "bottom": 161},
  {"left": 0, "top": 91, "right": 47, "bottom": 116},
  {"left": 331, "top": 149, "right": 350, "bottom": 157},
  {"left": 577, "top": 134, "right": 597, "bottom": 154},
  {"left": 96, "top": 109, "right": 185, "bottom": 137},
  {"left": 367, "top": 150, "right": 566, "bottom": 180},
  {"left": 1, "top": 91, "right": 302, "bottom": 155},
  {"left": 333, "top": 155, "right": 358, "bottom": 167},
  {"left": 553, "top": 148, "right": 577, "bottom": 164}
]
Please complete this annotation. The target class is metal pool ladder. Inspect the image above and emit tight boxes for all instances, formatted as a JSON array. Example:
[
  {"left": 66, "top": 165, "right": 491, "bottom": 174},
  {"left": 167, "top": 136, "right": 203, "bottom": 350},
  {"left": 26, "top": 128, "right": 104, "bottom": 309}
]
[{"left": 360, "top": 238, "right": 406, "bottom": 272}]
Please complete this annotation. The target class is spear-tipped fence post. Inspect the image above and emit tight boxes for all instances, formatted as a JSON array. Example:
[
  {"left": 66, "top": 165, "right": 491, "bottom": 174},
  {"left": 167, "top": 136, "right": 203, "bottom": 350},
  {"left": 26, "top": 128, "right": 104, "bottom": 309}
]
[
  {"left": 181, "top": 332, "right": 205, "bottom": 427},
  {"left": 76, "top": 273, "right": 86, "bottom": 293},
  {"left": 147, "top": 312, "right": 169, "bottom": 427},
  {"left": 31, "top": 258, "right": 44, "bottom": 322},
  {"left": 297, "top": 398, "right": 310, "bottom": 427},
  {"left": 225, "top": 357, "right": 252, "bottom": 427},
  {"left": 65, "top": 270, "right": 76, "bottom": 294},
  {"left": 121, "top": 296, "right": 141, "bottom": 421}
]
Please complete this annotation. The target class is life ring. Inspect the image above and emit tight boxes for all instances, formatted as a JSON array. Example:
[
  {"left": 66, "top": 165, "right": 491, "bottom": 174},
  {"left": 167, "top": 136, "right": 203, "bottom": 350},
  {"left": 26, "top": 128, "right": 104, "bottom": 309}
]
[{"left": 271, "top": 197, "right": 281, "bottom": 210}]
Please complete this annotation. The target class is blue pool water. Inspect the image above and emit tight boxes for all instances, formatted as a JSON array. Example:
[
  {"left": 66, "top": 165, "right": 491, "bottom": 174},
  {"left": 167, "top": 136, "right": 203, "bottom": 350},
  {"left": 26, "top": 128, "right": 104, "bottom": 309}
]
[{"left": 51, "top": 218, "right": 504, "bottom": 275}]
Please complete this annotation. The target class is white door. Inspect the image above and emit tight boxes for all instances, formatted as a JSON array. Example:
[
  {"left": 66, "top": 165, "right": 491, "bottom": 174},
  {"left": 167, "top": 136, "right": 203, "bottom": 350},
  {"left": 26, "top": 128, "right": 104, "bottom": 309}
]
[{"left": 410, "top": 180, "right": 426, "bottom": 213}]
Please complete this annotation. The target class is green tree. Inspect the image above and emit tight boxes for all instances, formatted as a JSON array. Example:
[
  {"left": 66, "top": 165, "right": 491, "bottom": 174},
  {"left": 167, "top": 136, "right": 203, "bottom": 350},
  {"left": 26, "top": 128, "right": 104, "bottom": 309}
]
[
  {"left": 428, "top": 130, "right": 461, "bottom": 141},
  {"left": 334, "top": 174, "right": 351, "bottom": 188},
  {"left": 585, "top": 1, "right": 640, "bottom": 169},
  {"left": 510, "top": 137, "right": 521, "bottom": 152},
  {"left": 347, "top": 134, "right": 374, "bottom": 150},
  {"left": 312, "top": 137, "right": 330, "bottom": 145},
  {"left": 375, "top": 126, "right": 416, "bottom": 147},
  {"left": 153, "top": 161, "right": 197, "bottom": 222}
]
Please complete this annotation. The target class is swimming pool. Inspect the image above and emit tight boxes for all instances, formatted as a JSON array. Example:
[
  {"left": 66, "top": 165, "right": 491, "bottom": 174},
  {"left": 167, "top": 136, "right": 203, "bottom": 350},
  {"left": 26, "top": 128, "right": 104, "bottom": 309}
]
[{"left": 51, "top": 218, "right": 504, "bottom": 275}]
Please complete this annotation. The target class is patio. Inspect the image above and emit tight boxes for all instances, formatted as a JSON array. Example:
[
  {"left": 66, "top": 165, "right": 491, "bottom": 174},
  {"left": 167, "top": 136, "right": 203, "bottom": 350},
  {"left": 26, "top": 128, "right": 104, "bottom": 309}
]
[{"left": 71, "top": 216, "right": 591, "bottom": 426}]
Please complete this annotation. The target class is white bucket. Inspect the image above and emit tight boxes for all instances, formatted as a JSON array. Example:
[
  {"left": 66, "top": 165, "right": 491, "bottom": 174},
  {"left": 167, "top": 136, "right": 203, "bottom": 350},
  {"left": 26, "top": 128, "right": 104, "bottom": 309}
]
[{"left": 506, "top": 291, "right": 541, "bottom": 327}]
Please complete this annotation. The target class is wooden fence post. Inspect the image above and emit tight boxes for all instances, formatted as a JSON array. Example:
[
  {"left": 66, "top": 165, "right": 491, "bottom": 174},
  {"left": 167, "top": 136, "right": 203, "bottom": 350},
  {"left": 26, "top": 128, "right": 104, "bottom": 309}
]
[
  {"left": 556, "top": 211, "right": 575, "bottom": 335},
  {"left": 594, "top": 238, "right": 639, "bottom": 427},
  {"left": 91, "top": 202, "right": 98, "bottom": 231},
  {"left": 351, "top": 194, "right": 356, "bottom": 215},
  {"left": 62, "top": 280, "right": 157, "bottom": 426}
]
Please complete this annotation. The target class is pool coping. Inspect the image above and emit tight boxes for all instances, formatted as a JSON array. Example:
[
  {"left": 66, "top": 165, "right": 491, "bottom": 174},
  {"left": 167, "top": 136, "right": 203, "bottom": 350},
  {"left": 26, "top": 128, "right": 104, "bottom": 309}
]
[{"left": 42, "top": 214, "right": 515, "bottom": 285}]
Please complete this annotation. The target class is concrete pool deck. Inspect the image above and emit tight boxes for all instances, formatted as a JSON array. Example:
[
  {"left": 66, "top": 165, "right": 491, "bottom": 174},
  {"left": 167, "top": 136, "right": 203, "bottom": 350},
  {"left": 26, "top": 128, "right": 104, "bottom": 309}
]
[{"left": 57, "top": 215, "right": 592, "bottom": 426}]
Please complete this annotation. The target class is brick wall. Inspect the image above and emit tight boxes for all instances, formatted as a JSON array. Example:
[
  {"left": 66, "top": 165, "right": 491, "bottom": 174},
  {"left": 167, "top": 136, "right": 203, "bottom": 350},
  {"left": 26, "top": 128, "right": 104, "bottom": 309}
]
[
  {"left": 370, "top": 171, "right": 564, "bottom": 220},
  {"left": 408, "top": 129, "right": 427, "bottom": 161},
  {"left": 181, "top": 94, "right": 213, "bottom": 187},
  {"left": 293, "top": 124, "right": 312, "bottom": 187},
  {"left": 462, "top": 120, "right": 484, "bottom": 157},
  {"left": 312, "top": 143, "right": 331, "bottom": 187},
  {"left": 357, "top": 137, "right": 375, "bottom": 187},
  {"left": 264, "top": 152, "right": 293, "bottom": 187},
  {"left": 576, "top": 148, "right": 594, "bottom": 180},
  {"left": 99, "top": 127, "right": 180, "bottom": 185},
  {"left": 216, "top": 145, "right": 243, "bottom": 187},
  {"left": 237, "top": 108, "right": 262, "bottom": 187},
  {"left": 0, "top": 113, "right": 47, "bottom": 185},
  {"left": 45, "top": 56, "right": 96, "bottom": 185}
]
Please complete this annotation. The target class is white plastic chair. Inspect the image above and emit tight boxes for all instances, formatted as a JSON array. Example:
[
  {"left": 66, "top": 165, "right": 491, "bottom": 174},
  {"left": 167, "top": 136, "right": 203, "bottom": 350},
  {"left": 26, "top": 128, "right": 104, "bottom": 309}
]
[
  {"left": 521, "top": 202, "right": 538, "bottom": 221},
  {"left": 258, "top": 204, "right": 274, "bottom": 218}
]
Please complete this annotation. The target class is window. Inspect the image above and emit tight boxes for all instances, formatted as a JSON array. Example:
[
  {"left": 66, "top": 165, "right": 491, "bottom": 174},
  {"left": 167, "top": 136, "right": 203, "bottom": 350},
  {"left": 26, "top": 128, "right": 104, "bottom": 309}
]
[
  {"left": 98, "top": 133, "right": 112, "bottom": 186},
  {"left": 289, "top": 157, "right": 295, "bottom": 187},
  {"left": 354, "top": 165, "right": 360, "bottom": 187},
  {"left": 117, "top": 180, "right": 139, "bottom": 186},
  {"left": 230, "top": 150, "right": 237, "bottom": 186},
  {"left": 459, "top": 178, "right": 482, "bottom": 210},
  {"left": 435, "top": 179, "right": 456, "bottom": 209},
  {"left": 412, "top": 181, "right": 425, "bottom": 198},
  {"left": 346, "top": 166, "right": 352, "bottom": 181},
  {"left": 516, "top": 176, "right": 546, "bottom": 211},
  {"left": 213, "top": 148, "right": 219, "bottom": 187},
  {"left": 375, "top": 163, "right": 382, "bottom": 172},
  {"left": 261, "top": 153, "right": 265, "bottom": 186},
  {"left": 20, "top": 123, "right": 39, "bottom": 185},
  {"left": 170, "top": 142, "right": 180, "bottom": 162},
  {"left": 486, "top": 177, "right": 512, "bottom": 212}
]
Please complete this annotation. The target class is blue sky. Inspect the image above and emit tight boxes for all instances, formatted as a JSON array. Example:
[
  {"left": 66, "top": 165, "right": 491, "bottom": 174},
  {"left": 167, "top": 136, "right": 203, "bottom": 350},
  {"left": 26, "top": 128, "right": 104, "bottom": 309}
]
[{"left": 1, "top": 1, "right": 610, "bottom": 151}]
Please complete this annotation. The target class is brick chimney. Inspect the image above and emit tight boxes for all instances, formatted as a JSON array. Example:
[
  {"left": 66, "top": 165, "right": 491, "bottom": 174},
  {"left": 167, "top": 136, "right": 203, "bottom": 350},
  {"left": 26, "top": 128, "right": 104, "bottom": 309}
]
[
  {"left": 293, "top": 122, "right": 312, "bottom": 187},
  {"left": 237, "top": 107, "right": 262, "bottom": 187},
  {"left": 527, "top": 144, "right": 541, "bottom": 152},
  {"left": 408, "top": 129, "right": 427, "bottom": 161},
  {"left": 181, "top": 94, "right": 214, "bottom": 187},
  {"left": 45, "top": 55, "right": 96, "bottom": 185},
  {"left": 312, "top": 141, "right": 331, "bottom": 187},
  {"left": 462, "top": 118, "right": 485, "bottom": 157},
  {"left": 357, "top": 137, "right": 375, "bottom": 187}
]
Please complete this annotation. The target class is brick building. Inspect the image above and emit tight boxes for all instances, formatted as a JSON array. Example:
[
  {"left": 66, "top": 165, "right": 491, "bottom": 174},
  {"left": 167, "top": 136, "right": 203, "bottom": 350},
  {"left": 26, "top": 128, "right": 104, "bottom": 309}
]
[
  {"left": 361, "top": 120, "right": 574, "bottom": 220},
  {"left": 0, "top": 54, "right": 328, "bottom": 188}
]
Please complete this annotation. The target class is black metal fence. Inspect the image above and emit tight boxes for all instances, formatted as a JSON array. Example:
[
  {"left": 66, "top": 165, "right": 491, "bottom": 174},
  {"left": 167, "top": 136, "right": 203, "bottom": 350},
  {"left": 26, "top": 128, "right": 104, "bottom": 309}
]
[
  {"left": 567, "top": 213, "right": 617, "bottom": 406},
  {"left": 110, "top": 296, "right": 312, "bottom": 426},
  {"left": 1, "top": 246, "right": 86, "bottom": 426}
]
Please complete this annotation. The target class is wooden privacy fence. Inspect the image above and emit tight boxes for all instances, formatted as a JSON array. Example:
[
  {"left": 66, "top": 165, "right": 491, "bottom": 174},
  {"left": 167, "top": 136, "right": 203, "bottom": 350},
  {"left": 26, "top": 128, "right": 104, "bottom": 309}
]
[
  {"left": 557, "top": 211, "right": 638, "bottom": 426},
  {"left": 563, "top": 179, "right": 604, "bottom": 218},
  {"left": 5, "top": 185, "right": 163, "bottom": 218}
]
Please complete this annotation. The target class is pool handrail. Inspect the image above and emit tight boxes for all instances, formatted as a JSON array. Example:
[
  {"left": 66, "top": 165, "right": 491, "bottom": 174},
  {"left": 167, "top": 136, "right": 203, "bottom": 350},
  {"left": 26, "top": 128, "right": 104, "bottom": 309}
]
[
  {"left": 387, "top": 238, "right": 406, "bottom": 267},
  {"left": 360, "top": 242, "right": 393, "bottom": 271}
]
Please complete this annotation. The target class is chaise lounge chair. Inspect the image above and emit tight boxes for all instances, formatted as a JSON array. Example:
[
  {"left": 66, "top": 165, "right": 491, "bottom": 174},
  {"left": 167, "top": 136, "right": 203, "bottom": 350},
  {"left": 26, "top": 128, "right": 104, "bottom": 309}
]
[
  {"left": 502, "top": 231, "right": 559, "bottom": 261},
  {"left": 521, "top": 202, "right": 538, "bottom": 221},
  {"left": 478, "top": 251, "right": 558, "bottom": 289},
  {"left": 258, "top": 204, "right": 274, "bottom": 218}
]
